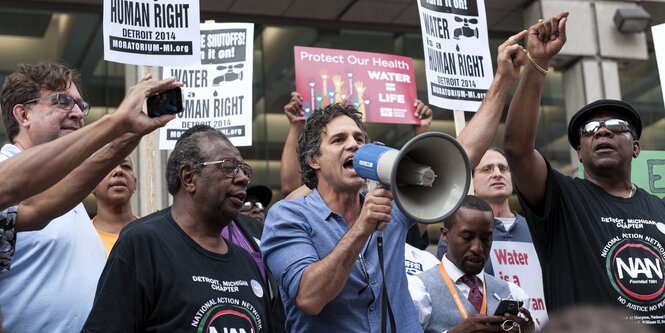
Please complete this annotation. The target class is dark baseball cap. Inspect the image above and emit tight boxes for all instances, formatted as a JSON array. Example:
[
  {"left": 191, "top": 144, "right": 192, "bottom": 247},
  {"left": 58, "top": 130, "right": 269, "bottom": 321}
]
[
  {"left": 567, "top": 99, "right": 642, "bottom": 149},
  {"left": 246, "top": 185, "right": 273, "bottom": 207}
]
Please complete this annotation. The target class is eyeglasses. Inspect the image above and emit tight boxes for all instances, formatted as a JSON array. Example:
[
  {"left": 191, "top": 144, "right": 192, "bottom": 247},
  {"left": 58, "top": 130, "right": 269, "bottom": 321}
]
[
  {"left": 197, "top": 158, "right": 252, "bottom": 182},
  {"left": 241, "top": 201, "right": 264, "bottom": 212},
  {"left": 22, "top": 94, "right": 90, "bottom": 116},
  {"left": 580, "top": 118, "right": 633, "bottom": 137}
]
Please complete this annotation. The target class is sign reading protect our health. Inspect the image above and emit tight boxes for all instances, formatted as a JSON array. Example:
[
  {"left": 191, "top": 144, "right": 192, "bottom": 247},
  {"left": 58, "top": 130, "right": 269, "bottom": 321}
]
[
  {"left": 294, "top": 46, "right": 420, "bottom": 125},
  {"left": 417, "top": 0, "right": 493, "bottom": 111},
  {"left": 103, "top": 0, "right": 201, "bottom": 66},
  {"left": 160, "top": 22, "right": 254, "bottom": 149}
]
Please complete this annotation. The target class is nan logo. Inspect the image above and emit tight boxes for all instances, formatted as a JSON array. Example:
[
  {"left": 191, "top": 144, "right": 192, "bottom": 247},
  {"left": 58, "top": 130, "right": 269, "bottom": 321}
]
[{"left": 606, "top": 239, "right": 665, "bottom": 305}]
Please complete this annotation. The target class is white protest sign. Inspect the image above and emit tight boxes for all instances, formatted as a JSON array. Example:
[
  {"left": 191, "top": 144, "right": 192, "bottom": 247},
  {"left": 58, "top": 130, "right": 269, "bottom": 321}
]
[
  {"left": 103, "top": 0, "right": 201, "bottom": 66},
  {"left": 160, "top": 22, "right": 254, "bottom": 149},
  {"left": 653, "top": 23, "right": 665, "bottom": 108},
  {"left": 490, "top": 241, "right": 549, "bottom": 327},
  {"left": 417, "top": 0, "right": 493, "bottom": 111}
]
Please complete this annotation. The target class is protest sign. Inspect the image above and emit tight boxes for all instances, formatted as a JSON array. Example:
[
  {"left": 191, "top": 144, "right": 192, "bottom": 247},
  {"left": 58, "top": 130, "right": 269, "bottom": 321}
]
[
  {"left": 160, "top": 22, "right": 254, "bottom": 149},
  {"left": 294, "top": 46, "right": 419, "bottom": 125},
  {"left": 417, "top": 0, "right": 493, "bottom": 112},
  {"left": 490, "top": 241, "right": 549, "bottom": 327},
  {"left": 103, "top": 0, "right": 201, "bottom": 66},
  {"left": 654, "top": 24, "right": 665, "bottom": 108}
]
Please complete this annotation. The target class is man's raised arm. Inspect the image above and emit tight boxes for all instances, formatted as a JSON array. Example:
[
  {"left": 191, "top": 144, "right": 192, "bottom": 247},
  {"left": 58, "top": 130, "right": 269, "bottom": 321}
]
[
  {"left": 14, "top": 76, "right": 181, "bottom": 231},
  {"left": 503, "top": 12, "right": 568, "bottom": 211},
  {"left": 280, "top": 92, "right": 306, "bottom": 197},
  {"left": 457, "top": 30, "right": 526, "bottom": 168},
  {"left": 0, "top": 75, "right": 177, "bottom": 211}
]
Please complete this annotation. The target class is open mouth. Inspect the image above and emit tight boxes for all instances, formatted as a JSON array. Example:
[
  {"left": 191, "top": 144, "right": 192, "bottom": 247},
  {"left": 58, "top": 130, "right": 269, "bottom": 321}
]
[
  {"left": 109, "top": 180, "right": 127, "bottom": 190},
  {"left": 594, "top": 142, "right": 615, "bottom": 152},
  {"left": 343, "top": 155, "right": 355, "bottom": 170}
]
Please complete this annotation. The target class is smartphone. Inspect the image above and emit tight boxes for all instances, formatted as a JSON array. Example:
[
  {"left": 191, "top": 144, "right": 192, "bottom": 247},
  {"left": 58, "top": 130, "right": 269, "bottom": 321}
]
[
  {"left": 147, "top": 87, "right": 183, "bottom": 118},
  {"left": 493, "top": 299, "right": 523, "bottom": 316}
]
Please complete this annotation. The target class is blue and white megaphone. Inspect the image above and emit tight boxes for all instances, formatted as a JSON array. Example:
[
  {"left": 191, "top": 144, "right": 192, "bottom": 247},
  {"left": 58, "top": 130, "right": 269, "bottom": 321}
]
[{"left": 353, "top": 132, "right": 470, "bottom": 229}]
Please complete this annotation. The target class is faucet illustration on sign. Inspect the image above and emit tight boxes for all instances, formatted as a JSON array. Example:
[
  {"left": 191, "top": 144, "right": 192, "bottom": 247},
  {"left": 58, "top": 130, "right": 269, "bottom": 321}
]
[
  {"left": 213, "top": 63, "right": 244, "bottom": 85},
  {"left": 453, "top": 16, "right": 479, "bottom": 40}
]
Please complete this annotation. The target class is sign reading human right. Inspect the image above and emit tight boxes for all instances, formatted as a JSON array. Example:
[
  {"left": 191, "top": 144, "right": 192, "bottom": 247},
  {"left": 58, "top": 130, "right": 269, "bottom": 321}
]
[
  {"left": 417, "top": 0, "right": 493, "bottom": 111},
  {"left": 103, "top": 0, "right": 201, "bottom": 66}
]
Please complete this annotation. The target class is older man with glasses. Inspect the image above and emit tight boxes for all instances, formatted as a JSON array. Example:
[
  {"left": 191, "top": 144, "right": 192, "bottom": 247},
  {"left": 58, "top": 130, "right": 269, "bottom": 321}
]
[
  {"left": 84, "top": 125, "right": 278, "bottom": 332},
  {"left": 503, "top": 13, "right": 665, "bottom": 331},
  {"left": 0, "top": 62, "right": 179, "bottom": 332}
]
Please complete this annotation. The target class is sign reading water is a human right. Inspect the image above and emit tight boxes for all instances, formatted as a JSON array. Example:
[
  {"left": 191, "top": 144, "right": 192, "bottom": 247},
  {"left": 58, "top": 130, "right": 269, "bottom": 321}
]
[
  {"left": 417, "top": 0, "right": 492, "bottom": 111},
  {"left": 104, "top": 0, "right": 201, "bottom": 66},
  {"left": 160, "top": 22, "right": 254, "bottom": 149},
  {"left": 490, "top": 242, "right": 549, "bottom": 327}
]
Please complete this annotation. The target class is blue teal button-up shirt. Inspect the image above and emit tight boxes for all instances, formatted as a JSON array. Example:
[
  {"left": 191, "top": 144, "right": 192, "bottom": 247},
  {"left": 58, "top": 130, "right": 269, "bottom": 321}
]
[{"left": 261, "top": 188, "right": 423, "bottom": 333}]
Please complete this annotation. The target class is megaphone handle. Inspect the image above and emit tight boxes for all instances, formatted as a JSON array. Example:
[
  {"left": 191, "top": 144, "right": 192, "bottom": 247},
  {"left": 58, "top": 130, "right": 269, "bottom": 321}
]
[{"left": 366, "top": 180, "right": 391, "bottom": 231}]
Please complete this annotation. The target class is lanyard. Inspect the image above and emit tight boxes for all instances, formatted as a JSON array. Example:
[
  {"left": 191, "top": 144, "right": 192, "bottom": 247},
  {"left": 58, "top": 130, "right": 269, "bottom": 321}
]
[{"left": 437, "top": 262, "right": 487, "bottom": 319}]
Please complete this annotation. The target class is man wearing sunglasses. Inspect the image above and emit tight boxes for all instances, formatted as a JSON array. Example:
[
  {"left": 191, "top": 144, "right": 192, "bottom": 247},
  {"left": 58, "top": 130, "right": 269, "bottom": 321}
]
[
  {"left": 504, "top": 13, "right": 665, "bottom": 330},
  {"left": 240, "top": 185, "right": 272, "bottom": 223},
  {"left": 84, "top": 125, "right": 271, "bottom": 332},
  {"left": 0, "top": 62, "right": 180, "bottom": 332}
]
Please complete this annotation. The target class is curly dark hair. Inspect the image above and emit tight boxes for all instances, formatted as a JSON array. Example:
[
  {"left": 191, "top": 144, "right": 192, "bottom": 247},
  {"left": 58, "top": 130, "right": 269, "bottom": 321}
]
[
  {"left": 0, "top": 63, "right": 83, "bottom": 142},
  {"left": 166, "top": 125, "right": 231, "bottom": 195},
  {"left": 297, "top": 103, "right": 369, "bottom": 189}
]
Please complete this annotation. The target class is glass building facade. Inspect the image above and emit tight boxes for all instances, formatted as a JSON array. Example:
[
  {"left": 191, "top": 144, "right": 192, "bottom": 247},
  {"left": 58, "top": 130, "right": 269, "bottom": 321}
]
[{"left": 0, "top": 1, "right": 662, "bottom": 219}]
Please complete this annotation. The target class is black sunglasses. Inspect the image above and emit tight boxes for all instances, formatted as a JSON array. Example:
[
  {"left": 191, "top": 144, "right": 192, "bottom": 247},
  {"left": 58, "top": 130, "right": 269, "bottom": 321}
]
[
  {"left": 579, "top": 118, "right": 633, "bottom": 137},
  {"left": 241, "top": 201, "right": 264, "bottom": 212}
]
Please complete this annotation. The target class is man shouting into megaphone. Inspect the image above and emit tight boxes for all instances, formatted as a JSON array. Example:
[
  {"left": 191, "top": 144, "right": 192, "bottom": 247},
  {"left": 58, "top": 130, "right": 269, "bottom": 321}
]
[{"left": 261, "top": 103, "right": 424, "bottom": 333}]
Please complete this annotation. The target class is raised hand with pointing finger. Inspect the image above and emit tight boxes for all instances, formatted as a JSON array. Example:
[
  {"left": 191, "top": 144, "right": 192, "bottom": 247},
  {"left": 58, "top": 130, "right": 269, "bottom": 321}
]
[{"left": 526, "top": 11, "right": 569, "bottom": 73}]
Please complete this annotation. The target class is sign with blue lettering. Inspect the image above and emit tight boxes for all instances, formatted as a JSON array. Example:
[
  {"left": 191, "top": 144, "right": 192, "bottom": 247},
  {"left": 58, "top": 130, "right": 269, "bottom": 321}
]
[
  {"left": 417, "top": 0, "right": 493, "bottom": 112},
  {"left": 160, "top": 22, "right": 254, "bottom": 149},
  {"left": 103, "top": 0, "right": 201, "bottom": 66}
]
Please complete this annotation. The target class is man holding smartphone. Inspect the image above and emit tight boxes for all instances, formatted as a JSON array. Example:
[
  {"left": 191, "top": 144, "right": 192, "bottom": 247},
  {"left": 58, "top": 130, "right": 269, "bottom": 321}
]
[
  {"left": 409, "top": 196, "right": 535, "bottom": 333},
  {"left": 0, "top": 62, "right": 180, "bottom": 332}
]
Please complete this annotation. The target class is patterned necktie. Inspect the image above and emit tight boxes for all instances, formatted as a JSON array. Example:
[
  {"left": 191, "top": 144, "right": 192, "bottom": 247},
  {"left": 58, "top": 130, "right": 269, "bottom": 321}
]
[{"left": 461, "top": 274, "right": 483, "bottom": 313}]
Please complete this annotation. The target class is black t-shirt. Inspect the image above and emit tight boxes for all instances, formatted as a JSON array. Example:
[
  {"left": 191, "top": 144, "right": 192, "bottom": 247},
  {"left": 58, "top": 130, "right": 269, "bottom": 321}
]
[
  {"left": 83, "top": 208, "right": 270, "bottom": 333},
  {"left": 519, "top": 164, "right": 665, "bottom": 329}
]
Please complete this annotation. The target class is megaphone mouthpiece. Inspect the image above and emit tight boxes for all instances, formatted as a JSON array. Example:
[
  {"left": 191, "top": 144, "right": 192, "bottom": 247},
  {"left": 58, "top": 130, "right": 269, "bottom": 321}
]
[{"left": 396, "top": 159, "right": 437, "bottom": 187}]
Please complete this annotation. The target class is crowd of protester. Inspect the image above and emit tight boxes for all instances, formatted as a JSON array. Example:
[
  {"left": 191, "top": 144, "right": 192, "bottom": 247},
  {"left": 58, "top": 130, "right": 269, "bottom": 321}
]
[{"left": 0, "top": 10, "right": 663, "bottom": 333}]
